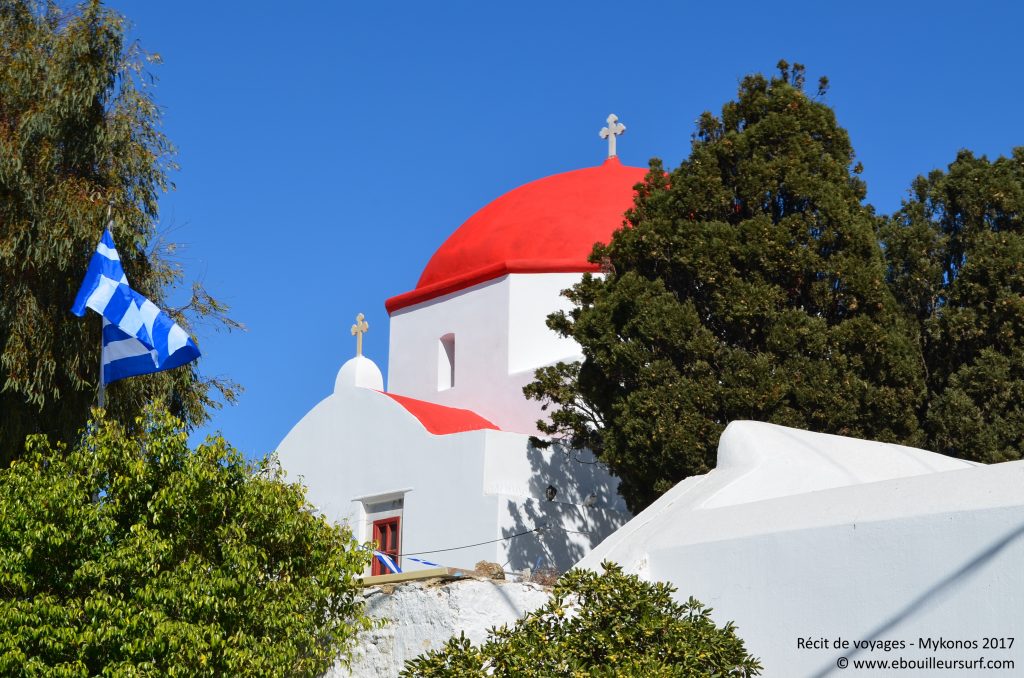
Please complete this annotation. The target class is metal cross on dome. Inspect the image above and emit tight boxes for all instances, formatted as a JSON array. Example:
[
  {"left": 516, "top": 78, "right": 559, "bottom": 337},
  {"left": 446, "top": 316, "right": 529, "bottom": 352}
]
[
  {"left": 350, "top": 313, "right": 369, "bottom": 357},
  {"left": 599, "top": 113, "right": 626, "bottom": 158}
]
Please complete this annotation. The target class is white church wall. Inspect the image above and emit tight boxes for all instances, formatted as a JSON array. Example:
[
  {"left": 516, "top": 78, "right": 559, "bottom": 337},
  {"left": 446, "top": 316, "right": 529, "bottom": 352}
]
[
  {"left": 387, "top": 273, "right": 588, "bottom": 435},
  {"left": 277, "top": 386, "right": 629, "bottom": 573},
  {"left": 576, "top": 422, "right": 1024, "bottom": 677},
  {"left": 388, "top": 277, "right": 512, "bottom": 425},
  {"left": 480, "top": 431, "right": 631, "bottom": 572},
  {"left": 481, "top": 432, "right": 627, "bottom": 511},
  {"left": 493, "top": 495, "right": 632, "bottom": 573},
  {"left": 506, "top": 272, "right": 584, "bottom": 374},
  {"left": 278, "top": 386, "right": 498, "bottom": 571}
]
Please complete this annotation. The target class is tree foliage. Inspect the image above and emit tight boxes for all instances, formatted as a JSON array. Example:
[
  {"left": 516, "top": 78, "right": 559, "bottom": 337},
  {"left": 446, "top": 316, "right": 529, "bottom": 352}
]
[
  {"left": 402, "top": 561, "right": 761, "bottom": 677},
  {"left": 526, "top": 62, "right": 925, "bottom": 511},
  {"left": 882, "top": 148, "right": 1024, "bottom": 463},
  {"left": 0, "top": 0, "right": 238, "bottom": 466},
  {"left": 0, "top": 406, "right": 373, "bottom": 676}
]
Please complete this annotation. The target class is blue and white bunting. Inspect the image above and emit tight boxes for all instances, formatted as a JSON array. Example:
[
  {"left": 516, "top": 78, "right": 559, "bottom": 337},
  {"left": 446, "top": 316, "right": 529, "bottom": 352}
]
[
  {"left": 407, "top": 557, "right": 441, "bottom": 567},
  {"left": 373, "top": 550, "right": 402, "bottom": 574},
  {"left": 72, "top": 229, "right": 200, "bottom": 385}
]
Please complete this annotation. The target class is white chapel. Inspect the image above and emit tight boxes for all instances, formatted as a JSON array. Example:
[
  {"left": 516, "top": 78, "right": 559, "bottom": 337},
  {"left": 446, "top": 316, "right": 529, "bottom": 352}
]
[
  {"left": 283, "top": 119, "right": 1024, "bottom": 676},
  {"left": 277, "top": 117, "right": 642, "bottom": 576}
]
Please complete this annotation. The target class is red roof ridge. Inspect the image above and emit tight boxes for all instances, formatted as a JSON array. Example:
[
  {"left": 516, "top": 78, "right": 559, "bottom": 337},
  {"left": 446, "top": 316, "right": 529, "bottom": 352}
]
[{"left": 385, "top": 258, "right": 602, "bottom": 314}]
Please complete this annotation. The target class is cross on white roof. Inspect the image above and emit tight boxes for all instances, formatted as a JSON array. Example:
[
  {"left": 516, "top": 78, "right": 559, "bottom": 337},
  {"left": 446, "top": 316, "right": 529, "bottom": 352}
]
[{"left": 350, "top": 313, "right": 369, "bottom": 357}]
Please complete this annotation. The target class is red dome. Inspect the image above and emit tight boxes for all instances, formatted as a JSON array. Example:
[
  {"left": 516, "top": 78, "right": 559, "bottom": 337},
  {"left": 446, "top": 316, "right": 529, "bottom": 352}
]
[{"left": 385, "top": 157, "right": 647, "bottom": 314}]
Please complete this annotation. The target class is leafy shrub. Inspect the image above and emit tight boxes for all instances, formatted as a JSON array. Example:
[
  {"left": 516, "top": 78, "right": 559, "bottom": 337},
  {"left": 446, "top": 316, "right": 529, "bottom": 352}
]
[
  {"left": 403, "top": 561, "right": 761, "bottom": 677},
  {"left": 0, "top": 407, "right": 372, "bottom": 676}
]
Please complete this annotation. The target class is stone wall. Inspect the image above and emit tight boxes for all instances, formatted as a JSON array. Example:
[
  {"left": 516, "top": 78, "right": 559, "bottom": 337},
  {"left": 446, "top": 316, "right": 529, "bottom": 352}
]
[{"left": 328, "top": 576, "right": 550, "bottom": 677}]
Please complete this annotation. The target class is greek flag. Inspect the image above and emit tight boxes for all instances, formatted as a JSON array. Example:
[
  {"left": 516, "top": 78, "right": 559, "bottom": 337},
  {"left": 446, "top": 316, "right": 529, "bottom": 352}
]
[{"left": 71, "top": 229, "right": 200, "bottom": 385}]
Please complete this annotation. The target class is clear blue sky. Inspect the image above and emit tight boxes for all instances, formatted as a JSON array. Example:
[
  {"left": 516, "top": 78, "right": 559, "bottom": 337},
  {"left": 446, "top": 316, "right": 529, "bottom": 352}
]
[{"left": 103, "top": 0, "right": 1023, "bottom": 459}]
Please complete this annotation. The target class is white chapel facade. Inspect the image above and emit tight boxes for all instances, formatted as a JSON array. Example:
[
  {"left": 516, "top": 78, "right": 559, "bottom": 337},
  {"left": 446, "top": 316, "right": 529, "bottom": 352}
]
[{"left": 277, "top": 117, "right": 641, "bottom": 575}]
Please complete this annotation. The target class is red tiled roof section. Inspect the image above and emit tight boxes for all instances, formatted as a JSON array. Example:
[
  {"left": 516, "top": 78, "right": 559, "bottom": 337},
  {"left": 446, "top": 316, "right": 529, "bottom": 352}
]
[{"left": 381, "top": 392, "right": 500, "bottom": 435}]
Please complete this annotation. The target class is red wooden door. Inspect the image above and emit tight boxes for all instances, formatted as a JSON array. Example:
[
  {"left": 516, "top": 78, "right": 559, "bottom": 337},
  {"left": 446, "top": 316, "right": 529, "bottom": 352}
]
[{"left": 371, "top": 517, "right": 401, "bottom": 576}]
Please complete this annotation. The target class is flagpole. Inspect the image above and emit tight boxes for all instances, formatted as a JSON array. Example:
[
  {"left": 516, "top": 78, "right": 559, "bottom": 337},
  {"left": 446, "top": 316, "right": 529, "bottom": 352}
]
[
  {"left": 97, "top": 205, "right": 111, "bottom": 410},
  {"left": 98, "top": 327, "right": 105, "bottom": 409}
]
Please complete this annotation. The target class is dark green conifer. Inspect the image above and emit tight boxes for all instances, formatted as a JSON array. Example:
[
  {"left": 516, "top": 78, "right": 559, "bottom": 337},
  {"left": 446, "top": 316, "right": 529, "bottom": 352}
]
[
  {"left": 527, "top": 62, "right": 925, "bottom": 511},
  {"left": 883, "top": 148, "right": 1024, "bottom": 463}
]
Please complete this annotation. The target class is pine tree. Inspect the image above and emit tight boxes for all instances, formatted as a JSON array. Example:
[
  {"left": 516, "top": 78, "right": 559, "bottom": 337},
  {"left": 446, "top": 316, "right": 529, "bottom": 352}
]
[
  {"left": 526, "top": 62, "right": 925, "bottom": 511},
  {"left": 883, "top": 148, "right": 1024, "bottom": 463},
  {"left": 0, "top": 0, "right": 238, "bottom": 463}
]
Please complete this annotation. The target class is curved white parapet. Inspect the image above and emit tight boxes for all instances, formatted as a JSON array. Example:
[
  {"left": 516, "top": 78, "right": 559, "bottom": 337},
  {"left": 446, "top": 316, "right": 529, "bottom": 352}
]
[
  {"left": 580, "top": 421, "right": 978, "bottom": 575},
  {"left": 576, "top": 421, "right": 1024, "bottom": 677},
  {"left": 705, "top": 421, "right": 978, "bottom": 509}
]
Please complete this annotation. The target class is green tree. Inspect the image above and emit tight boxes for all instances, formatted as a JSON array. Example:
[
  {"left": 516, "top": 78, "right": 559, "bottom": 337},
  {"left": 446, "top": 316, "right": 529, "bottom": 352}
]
[
  {"left": 526, "top": 62, "right": 925, "bottom": 511},
  {"left": 0, "top": 406, "right": 373, "bottom": 676},
  {"left": 0, "top": 0, "right": 238, "bottom": 466},
  {"left": 882, "top": 148, "right": 1024, "bottom": 463},
  {"left": 402, "top": 561, "right": 761, "bottom": 677}
]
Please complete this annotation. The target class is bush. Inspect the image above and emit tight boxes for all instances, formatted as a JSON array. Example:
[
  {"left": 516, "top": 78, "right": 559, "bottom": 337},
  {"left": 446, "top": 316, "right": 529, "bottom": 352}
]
[
  {"left": 402, "top": 561, "right": 761, "bottom": 677},
  {"left": 0, "top": 407, "right": 373, "bottom": 676}
]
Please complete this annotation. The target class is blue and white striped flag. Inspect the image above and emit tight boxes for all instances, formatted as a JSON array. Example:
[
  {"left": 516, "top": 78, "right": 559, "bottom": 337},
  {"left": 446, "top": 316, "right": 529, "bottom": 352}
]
[{"left": 71, "top": 229, "right": 200, "bottom": 385}]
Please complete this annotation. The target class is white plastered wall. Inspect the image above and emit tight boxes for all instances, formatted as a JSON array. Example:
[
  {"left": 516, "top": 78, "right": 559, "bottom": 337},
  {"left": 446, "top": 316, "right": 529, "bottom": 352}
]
[
  {"left": 481, "top": 431, "right": 629, "bottom": 571},
  {"left": 276, "top": 384, "right": 629, "bottom": 573},
  {"left": 577, "top": 422, "right": 1024, "bottom": 677},
  {"left": 387, "top": 272, "right": 586, "bottom": 435},
  {"left": 506, "top": 273, "right": 585, "bottom": 374}
]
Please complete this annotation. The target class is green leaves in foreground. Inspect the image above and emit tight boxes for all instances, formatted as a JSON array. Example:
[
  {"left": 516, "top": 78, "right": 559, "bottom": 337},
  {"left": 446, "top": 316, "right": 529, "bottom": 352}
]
[
  {"left": 0, "top": 407, "right": 373, "bottom": 676},
  {"left": 402, "top": 562, "right": 761, "bottom": 677}
]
